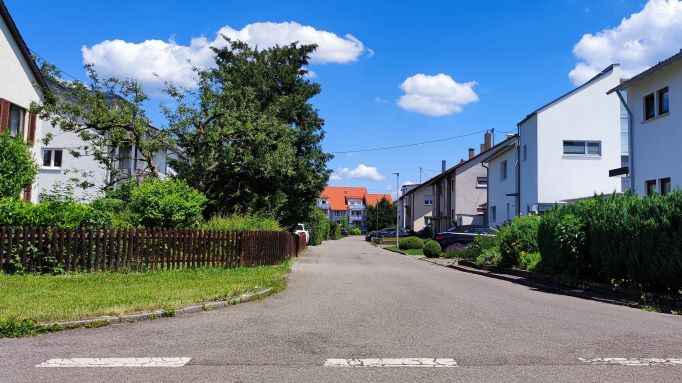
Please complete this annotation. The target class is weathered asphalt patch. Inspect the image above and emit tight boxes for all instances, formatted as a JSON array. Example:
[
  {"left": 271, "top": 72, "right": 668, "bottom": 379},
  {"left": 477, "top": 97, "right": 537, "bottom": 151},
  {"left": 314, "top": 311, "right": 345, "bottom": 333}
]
[
  {"left": 324, "top": 358, "right": 458, "bottom": 367},
  {"left": 579, "top": 357, "right": 682, "bottom": 366},
  {"left": 36, "top": 358, "right": 192, "bottom": 368}
]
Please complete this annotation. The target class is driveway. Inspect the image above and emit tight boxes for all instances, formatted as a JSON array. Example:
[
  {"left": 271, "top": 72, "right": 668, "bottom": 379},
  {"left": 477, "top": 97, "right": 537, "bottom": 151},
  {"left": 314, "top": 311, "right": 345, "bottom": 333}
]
[{"left": 1, "top": 236, "right": 681, "bottom": 382}]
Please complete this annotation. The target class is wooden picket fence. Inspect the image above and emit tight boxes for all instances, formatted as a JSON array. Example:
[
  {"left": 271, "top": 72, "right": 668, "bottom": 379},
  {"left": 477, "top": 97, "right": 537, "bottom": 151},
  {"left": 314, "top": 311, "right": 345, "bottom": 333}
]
[{"left": 0, "top": 227, "right": 306, "bottom": 273}]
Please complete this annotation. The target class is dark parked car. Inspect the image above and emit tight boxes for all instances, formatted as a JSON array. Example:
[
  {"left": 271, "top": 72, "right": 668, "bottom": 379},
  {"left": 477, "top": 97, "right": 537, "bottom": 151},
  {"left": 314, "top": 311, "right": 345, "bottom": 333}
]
[
  {"left": 366, "top": 228, "right": 412, "bottom": 241},
  {"left": 434, "top": 226, "right": 498, "bottom": 250}
]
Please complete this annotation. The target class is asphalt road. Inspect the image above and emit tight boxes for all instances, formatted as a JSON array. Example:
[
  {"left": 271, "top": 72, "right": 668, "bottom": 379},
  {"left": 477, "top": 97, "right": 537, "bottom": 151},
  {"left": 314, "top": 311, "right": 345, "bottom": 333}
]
[{"left": 2, "top": 236, "right": 681, "bottom": 382}]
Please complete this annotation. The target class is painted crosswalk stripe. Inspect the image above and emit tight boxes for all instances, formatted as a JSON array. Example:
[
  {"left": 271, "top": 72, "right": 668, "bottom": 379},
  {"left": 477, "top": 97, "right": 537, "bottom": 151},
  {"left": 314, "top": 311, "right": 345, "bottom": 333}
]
[
  {"left": 579, "top": 357, "right": 682, "bottom": 366},
  {"left": 324, "top": 358, "right": 458, "bottom": 367},
  {"left": 36, "top": 358, "right": 191, "bottom": 368}
]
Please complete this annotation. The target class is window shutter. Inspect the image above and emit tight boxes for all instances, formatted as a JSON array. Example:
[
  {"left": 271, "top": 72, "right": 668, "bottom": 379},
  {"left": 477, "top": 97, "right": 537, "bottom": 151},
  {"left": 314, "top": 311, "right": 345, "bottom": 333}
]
[
  {"left": 0, "top": 99, "right": 10, "bottom": 133},
  {"left": 22, "top": 185, "right": 32, "bottom": 202},
  {"left": 27, "top": 113, "right": 37, "bottom": 144}
]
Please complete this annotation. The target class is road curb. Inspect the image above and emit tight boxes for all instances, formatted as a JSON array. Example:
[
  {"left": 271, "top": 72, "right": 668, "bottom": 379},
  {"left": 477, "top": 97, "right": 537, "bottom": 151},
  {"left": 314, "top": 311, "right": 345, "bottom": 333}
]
[{"left": 41, "top": 287, "right": 274, "bottom": 330}]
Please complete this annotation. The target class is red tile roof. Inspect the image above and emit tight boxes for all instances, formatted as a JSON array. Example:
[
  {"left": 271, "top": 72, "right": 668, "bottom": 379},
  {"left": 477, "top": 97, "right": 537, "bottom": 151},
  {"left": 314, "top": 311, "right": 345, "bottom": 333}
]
[{"left": 320, "top": 187, "right": 393, "bottom": 211}]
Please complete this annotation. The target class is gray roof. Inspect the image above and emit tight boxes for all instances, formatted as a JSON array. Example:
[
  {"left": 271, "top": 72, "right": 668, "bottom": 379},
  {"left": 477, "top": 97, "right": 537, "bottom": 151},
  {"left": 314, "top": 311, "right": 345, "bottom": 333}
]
[{"left": 608, "top": 50, "right": 682, "bottom": 94}]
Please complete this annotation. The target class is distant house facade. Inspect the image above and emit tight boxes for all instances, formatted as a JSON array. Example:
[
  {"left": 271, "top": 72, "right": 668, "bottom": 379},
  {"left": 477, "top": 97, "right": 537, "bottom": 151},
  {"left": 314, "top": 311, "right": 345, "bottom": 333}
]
[
  {"left": 398, "top": 182, "right": 434, "bottom": 232},
  {"left": 318, "top": 186, "right": 392, "bottom": 227},
  {"left": 481, "top": 134, "right": 519, "bottom": 228},
  {"left": 0, "top": 1, "right": 174, "bottom": 202},
  {"left": 518, "top": 65, "right": 625, "bottom": 215},
  {"left": 608, "top": 51, "right": 682, "bottom": 196}
]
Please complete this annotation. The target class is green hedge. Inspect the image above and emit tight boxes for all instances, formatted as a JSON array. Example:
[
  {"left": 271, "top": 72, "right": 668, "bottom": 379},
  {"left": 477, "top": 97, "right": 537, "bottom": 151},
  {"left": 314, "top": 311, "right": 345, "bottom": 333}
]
[
  {"left": 129, "top": 179, "right": 207, "bottom": 228},
  {"left": 538, "top": 192, "right": 682, "bottom": 292},
  {"left": 423, "top": 240, "right": 441, "bottom": 258},
  {"left": 498, "top": 215, "right": 541, "bottom": 267},
  {"left": 307, "top": 209, "right": 331, "bottom": 245},
  {"left": 202, "top": 214, "right": 283, "bottom": 231},
  {"left": 399, "top": 236, "right": 424, "bottom": 250},
  {"left": 0, "top": 198, "right": 112, "bottom": 228},
  {"left": 330, "top": 222, "right": 342, "bottom": 240}
]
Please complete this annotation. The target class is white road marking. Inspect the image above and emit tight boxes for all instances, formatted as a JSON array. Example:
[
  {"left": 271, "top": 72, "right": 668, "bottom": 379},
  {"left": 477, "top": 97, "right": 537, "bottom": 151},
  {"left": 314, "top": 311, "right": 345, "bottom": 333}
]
[
  {"left": 579, "top": 357, "right": 682, "bottom": 366},
  {"left": 324, "top": 358, "right": 458, "bottom": 367},
  {"left": 36, "top": 358, "right": 191, "bottom": 368}
]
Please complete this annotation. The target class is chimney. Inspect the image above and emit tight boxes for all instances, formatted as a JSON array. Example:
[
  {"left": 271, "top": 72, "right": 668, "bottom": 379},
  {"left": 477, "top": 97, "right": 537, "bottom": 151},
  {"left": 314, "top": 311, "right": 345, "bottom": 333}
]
[
  {"left": 441, "top": 160, "right": 446, "bottom": 173},
  {"left": 484, "top": 131, "right": 492, "bottom": 151},
  {"left": 468, "top": 148, "right": 475, "bottom": 159},
  {"left": 480, "top": 143, "right": 485, "bottom": 152}
]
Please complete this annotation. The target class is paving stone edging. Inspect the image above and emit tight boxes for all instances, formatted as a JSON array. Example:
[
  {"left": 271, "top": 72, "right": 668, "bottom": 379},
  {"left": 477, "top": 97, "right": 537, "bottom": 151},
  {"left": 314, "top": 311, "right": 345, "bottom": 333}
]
[{"left": 40, "top": 287, "right": 274, "bottom": 330}]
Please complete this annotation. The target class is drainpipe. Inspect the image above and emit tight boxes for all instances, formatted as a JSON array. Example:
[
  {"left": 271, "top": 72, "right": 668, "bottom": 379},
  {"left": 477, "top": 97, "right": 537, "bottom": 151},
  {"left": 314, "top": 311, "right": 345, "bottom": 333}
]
[
  {"left": 482, "top": 163, "right": 489, "bottom": 227},
  {"left": 516, "top": 125, "right": 522, "bottom": 216},
  {"left": 615, "top": 89, "right": 634, "bottom": 192}
]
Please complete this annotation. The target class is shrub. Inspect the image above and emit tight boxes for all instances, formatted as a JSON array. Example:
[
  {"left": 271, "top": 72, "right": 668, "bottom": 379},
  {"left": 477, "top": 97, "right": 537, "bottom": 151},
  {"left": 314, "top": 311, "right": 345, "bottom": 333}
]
[
  {"left": 519, "top": 251, "right": 542, "bottom": 272},
  {"left": 330, "top": 222, "right": 342, "bottom": 240},
  {"left": 423, "top": 240, "right": 442, "bottom": 258},
  {"left": 0, "top": 133, "right": 37, "bottom": 198},
  {"left": 307, "top": 209, "right": 331, "bottom": 245},
  {"left": 498, "top": 215, "right": 541, "bottom": 267},
  {"left": 416, "top": 226, "right": 433, "bottom": 239},
  {"left": 129, "top": 178, "right": 207, "bottom": 228},
  {"left": 0, "top": 197, "right": 112, "bottom": 228},
  {"left": 399, "top": 236, "right": 424, "bottom": 250},
  {"left": 537, "top": 209, "right": 586, "bottom": 276},
  {"left": 349, "top": 227, "right": 362, "bottom": 236},
  {"left": 459, "top": 235, "right": 500, "bottom": 261},
  {"left": 202, "top": 214, "right": 282, "bottom": 231},
  {"left": 475, "top": 246, "right": 502, "bottom": 267}
]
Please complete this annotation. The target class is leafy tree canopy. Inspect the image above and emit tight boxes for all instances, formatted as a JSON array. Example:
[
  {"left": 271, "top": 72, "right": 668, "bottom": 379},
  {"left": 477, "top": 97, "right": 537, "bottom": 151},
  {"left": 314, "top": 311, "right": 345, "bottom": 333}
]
[
  {"left": 365, "top": 198, "right": 397, "bottom": 231},
  {"left": 166, "top": 39, "right": 332, "bottom": 226}
]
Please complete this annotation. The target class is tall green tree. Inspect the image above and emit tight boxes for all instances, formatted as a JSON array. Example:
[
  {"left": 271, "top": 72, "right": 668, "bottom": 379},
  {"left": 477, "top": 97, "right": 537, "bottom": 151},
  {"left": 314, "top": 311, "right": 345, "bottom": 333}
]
[
  {"left": 32, "top": 65, "right": 170, "bottom": 190},
  {"left": 365, "top": 198, "right": 397, "bottom": 231},
  {"left": 166, "top": 39, "right": 332, "bottom": 225}
]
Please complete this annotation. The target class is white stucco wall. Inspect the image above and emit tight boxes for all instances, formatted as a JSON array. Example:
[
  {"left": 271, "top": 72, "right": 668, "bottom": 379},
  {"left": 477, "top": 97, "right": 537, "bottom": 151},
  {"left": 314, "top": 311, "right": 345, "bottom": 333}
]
[
  {"left": 487, "top": 145, "right": 518, "bottom": 227},
  {"left": 520, "top": 67, "right": 622, "bottom": 213},
  {"left": 1, "top": 13, "right": 44, "bottom": 201},
  {"left": 625, "top": 59, "right": 682, "bottom": 195},
  {"left": 519, "top": 115, "right": 538, "bottom": 214},
  {"left": 405, "top": 184, "right": 433, "bottom": 231},
  {"left": 454, "top": 159, "right": 486, "bottom": 226}
]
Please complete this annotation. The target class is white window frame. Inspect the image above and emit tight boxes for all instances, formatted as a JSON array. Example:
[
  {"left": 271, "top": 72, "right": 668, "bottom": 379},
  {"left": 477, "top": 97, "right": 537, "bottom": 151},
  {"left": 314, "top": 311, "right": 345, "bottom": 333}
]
[
  {"left": 500, "top": 160, "right": 508, "bottom": 180},
  {"left": 8, "top": 103, "right": 26, "bottom": 139},
  {"left": 562, "top": 140, "right": 601, "bottom": 157},
  {"left": 424, "top": 195, "right": 433, "bottom": 206},
  {"left": 476, "top": 176, "right": 487, "bottom": 188},
  {"left": 42, "top": 148, "right": 64, "bottom": 169}
]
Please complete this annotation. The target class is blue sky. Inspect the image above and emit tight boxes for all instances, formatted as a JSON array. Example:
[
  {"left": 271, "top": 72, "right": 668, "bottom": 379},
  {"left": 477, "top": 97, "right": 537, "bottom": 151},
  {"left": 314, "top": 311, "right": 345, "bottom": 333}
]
[{"left": 10, "top": 0, "right": 674, "bottom": 196}]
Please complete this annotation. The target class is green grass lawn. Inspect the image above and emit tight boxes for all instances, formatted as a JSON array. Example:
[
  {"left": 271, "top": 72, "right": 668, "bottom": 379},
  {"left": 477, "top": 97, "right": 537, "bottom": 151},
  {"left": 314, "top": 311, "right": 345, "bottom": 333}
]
[
  {"left": 0, "top": 261, "right": 291, "bottom": 324},
  {"left": 384, "top": 246, "right": 424, "bottom": 256}
]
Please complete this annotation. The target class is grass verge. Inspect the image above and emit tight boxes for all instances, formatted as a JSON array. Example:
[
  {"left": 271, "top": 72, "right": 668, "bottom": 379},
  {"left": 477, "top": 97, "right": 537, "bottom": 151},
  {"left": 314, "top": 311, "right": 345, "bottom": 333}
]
[
  {"left": 384, "top": 246, "right": 424, "bottom": 256},
  {"left": 0, "top": 260, "right": 291, "bottom": 337}
]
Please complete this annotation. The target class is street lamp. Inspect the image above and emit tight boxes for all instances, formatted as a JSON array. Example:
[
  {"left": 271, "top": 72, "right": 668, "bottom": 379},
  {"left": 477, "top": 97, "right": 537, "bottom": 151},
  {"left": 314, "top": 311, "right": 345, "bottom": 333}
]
[{"left": 393, "top": 172, "right": 399, "bottom": 247}]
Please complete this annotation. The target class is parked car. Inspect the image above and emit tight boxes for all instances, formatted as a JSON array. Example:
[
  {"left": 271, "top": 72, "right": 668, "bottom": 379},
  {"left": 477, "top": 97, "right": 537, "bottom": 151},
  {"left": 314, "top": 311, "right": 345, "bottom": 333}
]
[
  {"left": 294, "top": 223, "right": 310, "bottom": 244},
  {"left": 434, "top": 226, "right": 497, "bottom": 250},
  {"left": 379, "top": 228, "right": 413, "bottom": 238}
]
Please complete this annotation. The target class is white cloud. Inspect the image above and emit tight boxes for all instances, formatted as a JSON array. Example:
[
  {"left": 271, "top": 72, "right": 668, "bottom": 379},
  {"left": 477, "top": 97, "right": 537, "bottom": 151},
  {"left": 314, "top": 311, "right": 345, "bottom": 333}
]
[
  {"left": 331, "top": 164, "right": 385, "bottom": 181},
  {"left": 374, "top": 96, "right": 389, "bottom": 104},
  {"left": 397, "top": 73, "right": 479, "bottom": 117},
  {"left": 82, "top": 22, "right": 366, "bottom": 91},
  {"left": 569, "top": 0, "right": 682, "bottom": 85}
]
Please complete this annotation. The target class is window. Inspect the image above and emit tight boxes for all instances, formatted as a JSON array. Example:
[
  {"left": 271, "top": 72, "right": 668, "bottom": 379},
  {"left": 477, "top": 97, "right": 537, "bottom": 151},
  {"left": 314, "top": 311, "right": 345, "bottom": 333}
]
[
  {"left": 491, "top": 206, "right": 496, "bottom": 222},
  {"left": 523, "top": 145, "right": 527, "bottom": 161},
  {"left": 424, "top": 195, "right": 433, "bottom": 206},
  {"left": 645, "top": 180, "right": 657, "bottom": 196},
  {"left": 501, "top": 160, "right": 508, "bottom": 180},
  {"left": 118, "top": 146, "right": 132, "bottom": 171},
  {"left": 506, "top": 203, "right": 510, "bottom": 220},
  {"left": 9, "top": 104, "right": 25, "bottom": 138},
  {"left": 660, "top": 177, "right": 672, "bottom": 195},
  {"left": 644, "top": 93, "right": 655, "bottom": 120},
  {"left": 658, "top": 87, "right": 669, "bottom": 115},
  {"left": 563, "top": 140, "right": 601, "bottom": 156},
  {"left": 42, "top": 149, "right": 63, "bottom": 168},
  {"left": 476, "top": 176, "right": 487, "bottom": 188}
]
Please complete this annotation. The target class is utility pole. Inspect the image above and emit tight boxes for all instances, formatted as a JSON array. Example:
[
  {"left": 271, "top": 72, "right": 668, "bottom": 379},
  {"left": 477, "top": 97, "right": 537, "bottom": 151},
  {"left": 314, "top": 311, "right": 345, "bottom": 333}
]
[{"left": 393, "top": 172, "right": 400, "bottom": 246}]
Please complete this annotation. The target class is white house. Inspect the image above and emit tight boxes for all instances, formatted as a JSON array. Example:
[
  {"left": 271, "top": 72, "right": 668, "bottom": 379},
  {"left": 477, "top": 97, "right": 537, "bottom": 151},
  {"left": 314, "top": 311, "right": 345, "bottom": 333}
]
[
  {"left": 608, "top": 50, "right": 682, "bottom": 196},
  {"left": 1, "top": 1, "right": 174, "bottom": 202},
  {"left": 481, "top": 134, "right": 518, "bottom": 228},
  {"left": 517, "top": 65, "right": 625, "bottom": 214}
]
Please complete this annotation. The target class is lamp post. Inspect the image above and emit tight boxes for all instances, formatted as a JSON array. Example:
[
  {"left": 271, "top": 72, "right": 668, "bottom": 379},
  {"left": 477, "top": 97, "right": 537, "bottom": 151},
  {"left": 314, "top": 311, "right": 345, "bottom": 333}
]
[{"left": 393, "top": 172, "right": 399, "bottom": 247}]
